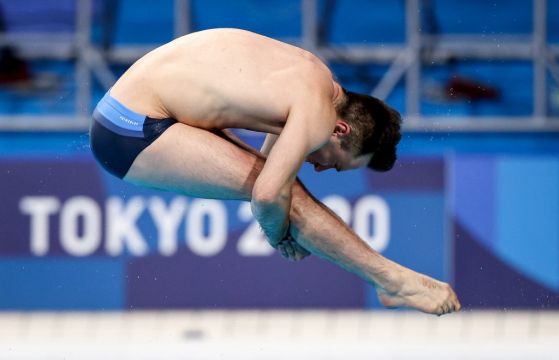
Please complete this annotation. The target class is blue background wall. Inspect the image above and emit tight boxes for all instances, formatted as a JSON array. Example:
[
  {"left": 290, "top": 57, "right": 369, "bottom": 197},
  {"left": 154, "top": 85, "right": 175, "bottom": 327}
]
[{"left": 2, "top": 133, "right": 559, "bottom": 310}]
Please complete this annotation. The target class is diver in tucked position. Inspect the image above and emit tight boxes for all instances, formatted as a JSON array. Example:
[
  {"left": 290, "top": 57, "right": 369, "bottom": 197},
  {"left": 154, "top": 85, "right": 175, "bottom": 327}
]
[{"left": 90, "top": 28, "right": 461, "bottom": 315}]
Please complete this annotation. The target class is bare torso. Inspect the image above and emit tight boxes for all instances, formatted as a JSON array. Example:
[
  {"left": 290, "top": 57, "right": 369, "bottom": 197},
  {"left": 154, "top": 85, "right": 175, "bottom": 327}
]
[{"left": 110, "top": 28, "right": 339, "bottom": 135}]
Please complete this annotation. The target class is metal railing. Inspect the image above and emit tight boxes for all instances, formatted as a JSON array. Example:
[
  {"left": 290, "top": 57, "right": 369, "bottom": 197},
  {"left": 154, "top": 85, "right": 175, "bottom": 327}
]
[{"left": 302, "top": 0, "right": 559, "bottom": 131}]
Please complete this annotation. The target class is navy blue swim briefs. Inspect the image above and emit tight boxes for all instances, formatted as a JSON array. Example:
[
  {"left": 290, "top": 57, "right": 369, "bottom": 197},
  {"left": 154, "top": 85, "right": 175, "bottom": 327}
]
[{"left": 90, "top": 91, "right": 177, "bottom": 179}]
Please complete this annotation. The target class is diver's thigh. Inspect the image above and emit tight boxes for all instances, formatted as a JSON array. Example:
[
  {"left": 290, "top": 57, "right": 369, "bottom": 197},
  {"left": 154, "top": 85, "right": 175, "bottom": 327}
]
[{"left": 124, "top": 123, "right": 262, "bottom": 200}]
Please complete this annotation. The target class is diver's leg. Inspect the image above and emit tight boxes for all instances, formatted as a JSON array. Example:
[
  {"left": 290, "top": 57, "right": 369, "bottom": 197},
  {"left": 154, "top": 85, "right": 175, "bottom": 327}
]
[{"left": 125, "top": 123, "right": 461, "bottom": 316}]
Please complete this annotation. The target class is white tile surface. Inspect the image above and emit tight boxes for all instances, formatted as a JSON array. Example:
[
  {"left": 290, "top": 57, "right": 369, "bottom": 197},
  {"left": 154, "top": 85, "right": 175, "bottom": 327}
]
[{"left": 0, "top": 310, "right": 558, "bottom": 360}]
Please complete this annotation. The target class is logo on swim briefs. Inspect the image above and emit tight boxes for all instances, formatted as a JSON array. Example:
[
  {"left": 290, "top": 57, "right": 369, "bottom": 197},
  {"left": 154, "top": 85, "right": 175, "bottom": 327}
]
[{"left": 119, "top": 115, "right": 139, "bottom": 126}]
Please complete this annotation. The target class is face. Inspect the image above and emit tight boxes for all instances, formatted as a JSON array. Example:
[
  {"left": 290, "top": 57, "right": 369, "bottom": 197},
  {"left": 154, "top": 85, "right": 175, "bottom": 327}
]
[{"left": 305, "top": 137, "right": 373, "bottom": 173}]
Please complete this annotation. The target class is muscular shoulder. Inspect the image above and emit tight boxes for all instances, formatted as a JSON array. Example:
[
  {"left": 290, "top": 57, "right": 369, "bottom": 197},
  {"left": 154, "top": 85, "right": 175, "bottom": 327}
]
[
  {"left": 284, "top": 58, "right": 337, "bottom": 148},
  {"left": 286, "top": 54, "right": 335, "bottom": 105}
]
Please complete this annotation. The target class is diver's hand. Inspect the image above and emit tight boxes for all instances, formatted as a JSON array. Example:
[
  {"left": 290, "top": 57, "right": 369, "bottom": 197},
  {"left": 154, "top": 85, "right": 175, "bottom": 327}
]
[{"left": 277, "top": 239, "right": 311, "bottom": 261}]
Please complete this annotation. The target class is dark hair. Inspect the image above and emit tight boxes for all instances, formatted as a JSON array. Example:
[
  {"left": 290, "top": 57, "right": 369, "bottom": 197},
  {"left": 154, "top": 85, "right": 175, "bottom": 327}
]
[{"left": 335, "top": 89, "right": 402, "bottom": 172}]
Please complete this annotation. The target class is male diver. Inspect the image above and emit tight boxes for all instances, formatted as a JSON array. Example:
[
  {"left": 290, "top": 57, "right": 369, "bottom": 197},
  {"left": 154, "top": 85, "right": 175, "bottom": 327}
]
[{"left": 90, "top": 28, "right": 461, "bottom": 315}]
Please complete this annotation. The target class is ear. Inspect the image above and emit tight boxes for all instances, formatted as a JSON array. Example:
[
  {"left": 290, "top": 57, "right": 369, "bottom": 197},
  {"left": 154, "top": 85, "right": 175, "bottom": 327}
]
[{"left": 333, "top": 120, "right": 351, "bottom": 137}]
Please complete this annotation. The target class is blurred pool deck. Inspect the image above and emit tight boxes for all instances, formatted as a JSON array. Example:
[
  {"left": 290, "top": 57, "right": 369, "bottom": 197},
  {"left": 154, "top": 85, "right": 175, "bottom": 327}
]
[{"left": 0, "top": 310, "right": 558, "bottom": 359}]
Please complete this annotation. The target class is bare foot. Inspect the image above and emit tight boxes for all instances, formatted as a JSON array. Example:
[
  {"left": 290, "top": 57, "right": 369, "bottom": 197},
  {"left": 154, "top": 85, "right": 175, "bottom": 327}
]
[{"left": 375, "top": 267, "right": 461, "bottom": 316}]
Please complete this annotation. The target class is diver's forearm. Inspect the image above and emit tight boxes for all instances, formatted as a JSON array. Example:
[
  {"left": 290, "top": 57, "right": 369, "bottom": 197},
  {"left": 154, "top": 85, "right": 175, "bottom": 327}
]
[{"left": 251, "top": 196, "right": 290, "bottom": 246}]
